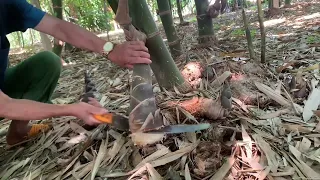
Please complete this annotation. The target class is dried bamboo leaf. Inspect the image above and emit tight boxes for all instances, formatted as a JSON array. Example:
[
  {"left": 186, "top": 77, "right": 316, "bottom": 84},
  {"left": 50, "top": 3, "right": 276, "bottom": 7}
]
[
  {"left": 146, "top": 163, "right": 163, "bottom": 180},
  {"left": 269, "top": 167, "right": 295, "bottom": 176},
  {"left": 299, "top": 137, "right": 311, "bottom": 153},
  {"left": 1, "top": 158, "right": 30, "bottom": 180},
  {"left": 252, "top": 134, "right": 279, "bottom": 173},
  {"left": 107, "top": 135, "right": 125, "bottom": 163},
  {"left": 289, "top": 145, "right": 302, "bottom": 160},
  {"left": 254, "top": 81, "right": 303, "bottom": 113},
  {"left": 150, "top": 143, "right": 197, "bottom": 167},
  {"left": 258, "top": 166, "right": 272, "bottom": 180},
  {"left": 211, "top": 71, "right": 232, "bottom": 86},
  {"left": 91, "top": 137, "right": 108, "bottom": 180},
  {"left": 242, "top": 125, "right": 253, "bottom": 159},
  {"left": 254, "top": 81, "right": 290, "bottom": 106},
  {"left": 70, "top": 121, "right": 91, "bottom": 136},
  {"left": 281, "top": 123, "right": 313, "bottom": 133},
  {"left": 209, "top": 156, "right": 235, "bottom": 180},
  {"left": 184, "top": 163, "right": 192, "bottom": 180},
  {"left": 258, "top": 108, "right": 290, "bottom": 119},
  {"left": 291, "top": 155, "right": 320, "bottom": 179},
  {"left": 135, "top": 147, "right": 171, "bottom": 170},
  {"left": 303, "top": 85, "right": 320, "bottom": 121}
]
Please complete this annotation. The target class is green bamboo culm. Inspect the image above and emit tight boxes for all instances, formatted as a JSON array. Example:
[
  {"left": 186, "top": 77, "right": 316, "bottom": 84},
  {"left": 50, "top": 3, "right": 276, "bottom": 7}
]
[
  {"left": 241, "top": 7, "right": 255, "bottom": 60},
  {"left": 51, "top": 0, "right": 63, "bottom": 56},
  {"left": 108, "top": 0, "right": 191, "bottom": 92},
  {"left": 156, "top": 0, "right": 182, "bottom": 57},
  {"left": 257, "top": 0, "right": 266, "bottom": 63},
  {"left": 194, "top": 0, "right": 216, "bottom": 44},
  {"left": 176, "top": 0, "right": 188, "bottom": 25}
]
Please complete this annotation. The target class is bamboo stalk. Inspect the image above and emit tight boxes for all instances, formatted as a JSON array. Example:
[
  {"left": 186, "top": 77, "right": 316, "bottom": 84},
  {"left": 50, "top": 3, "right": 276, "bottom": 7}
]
[
  {"left": 257, "top": 0, "right": 266, "bottom": 63},
  {"left": 156, "top": 0, "right": 182, "bottom": 57},
  {"left": 176, "top": 0, "right": 189, "bottom": 25},
  {"left": 108, "top": 0, "right": 191, "bottom": 93},
  {"left": 241, "top": 7, "right": 255, "bottom": 60},
  {"left": 194, "top": 0, "right": 216, "bottom": 44},
  {"left": 113, "top": 0, "right": 165, "bottom": 146}
]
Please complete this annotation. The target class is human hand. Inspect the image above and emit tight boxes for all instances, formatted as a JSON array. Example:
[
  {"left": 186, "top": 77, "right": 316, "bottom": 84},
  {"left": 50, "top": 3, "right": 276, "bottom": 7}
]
[
  {"left": 69, "top": 101, "right": 108, "bottom": 126},
  {"left": 107, "top": 41, "right": 152, "bottom": 69}
]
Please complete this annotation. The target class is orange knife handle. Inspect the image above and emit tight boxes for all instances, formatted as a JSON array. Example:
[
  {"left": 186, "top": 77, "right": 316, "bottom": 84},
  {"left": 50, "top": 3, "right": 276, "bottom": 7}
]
[{"left": 93, "top": 113, "right": 113, "bottom": 124}]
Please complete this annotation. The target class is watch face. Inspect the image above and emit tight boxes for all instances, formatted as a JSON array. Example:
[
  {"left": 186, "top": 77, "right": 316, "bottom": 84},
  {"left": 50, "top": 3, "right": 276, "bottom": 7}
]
[{"left": 103, "top": 42, "right": 114, "bottom": 52}]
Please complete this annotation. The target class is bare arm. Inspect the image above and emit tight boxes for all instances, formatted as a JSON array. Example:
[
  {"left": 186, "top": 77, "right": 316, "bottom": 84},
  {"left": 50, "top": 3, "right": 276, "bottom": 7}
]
[
  {"left": 34, "top": 14, "right": 106, "bottom": 54},
  {"left": 33, "top": 13, "right": 152, "bottom": 68},
  {"left": 0, "top": 91, "right": 74, "bottom": 121}
]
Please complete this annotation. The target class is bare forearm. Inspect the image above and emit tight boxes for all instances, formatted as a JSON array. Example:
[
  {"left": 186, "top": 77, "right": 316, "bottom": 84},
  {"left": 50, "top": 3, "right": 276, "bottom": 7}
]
[
  {"left": 35, "top": 14, "right": 107, "bottom": 54},
  {"left": 0, "top": 98, "right": 74, "bottom": 121},
  {"left": 56, "top": 21, "right": 106, "bottom": 53}
]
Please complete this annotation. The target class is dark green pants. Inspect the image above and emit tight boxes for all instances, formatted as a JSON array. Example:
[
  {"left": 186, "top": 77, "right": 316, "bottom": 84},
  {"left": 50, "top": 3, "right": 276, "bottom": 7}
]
[{"left": 2, "top": 51, "right": 61, "bottom": 104}]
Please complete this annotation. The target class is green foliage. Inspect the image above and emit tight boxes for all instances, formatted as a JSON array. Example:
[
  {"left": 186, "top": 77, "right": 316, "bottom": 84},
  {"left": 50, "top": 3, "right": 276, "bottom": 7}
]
[
  {"left": 307, "top": 34, "right": 320, "bottom": 44},
  {"left": 231, "top": 28, "right": 257, "bottom": 39},
  {"left": 64, "top": 0, "right": 114, "bottom": 32}
]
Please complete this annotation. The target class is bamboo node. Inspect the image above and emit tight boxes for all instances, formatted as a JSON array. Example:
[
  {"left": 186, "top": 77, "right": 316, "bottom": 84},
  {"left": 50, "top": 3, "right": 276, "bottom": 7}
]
[
  {"left": 158, "top": 9, "right": 172, "bottom": 16},
  {"left": 146, "top": 31, "right": 161, "bottom": 40}
]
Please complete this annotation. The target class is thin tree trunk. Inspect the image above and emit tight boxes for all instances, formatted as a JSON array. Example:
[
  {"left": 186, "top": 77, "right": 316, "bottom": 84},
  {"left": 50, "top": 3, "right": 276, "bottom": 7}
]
[
  {"left": 108, "top": 0, "right": 191, "bottom": 92},
  {"left": 241, "top": 8, "right": 255, "bottom": 60},
  {"left": 51, "top": 0, "right": 64, "bottom": 56},
  {"left": 31, "top": 0, "right": 52, "bottom": 51},
  {"left": 103, "top": 0, "right": 110, "bottom": 41},
  {"left": 20, "top": 32, "right": 25, "bottom": 48},
  {"left": 30, "top": 29, "right": 34, "bottom": 45},
  {"left": 257, "top": 0, "right": 266, "bottom": 63},
  {"left": 16, "top": 32, "right": 22, "bottom": 48},
  {"left": 194, "top": 0, "right": 216, "bottom": 44},
  {"left": 156, "top": 0, "right": 182, "bottom": 57},
  {"left": 176, "top": 0, "right": 188, "bottom": 25}
]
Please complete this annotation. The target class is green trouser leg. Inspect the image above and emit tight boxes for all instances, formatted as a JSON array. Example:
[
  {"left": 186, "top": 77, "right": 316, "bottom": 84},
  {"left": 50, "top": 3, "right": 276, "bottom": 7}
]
[
  {"left": 3, "top": 51, "right": 61, "bottom": 104},
  {"left": 2, "top": 51, "right": 61, "bottom": 145}
]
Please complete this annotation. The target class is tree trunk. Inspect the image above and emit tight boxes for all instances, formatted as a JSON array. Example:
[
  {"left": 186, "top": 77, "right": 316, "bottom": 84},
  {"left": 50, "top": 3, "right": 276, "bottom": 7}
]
[
  {"left": 168, "top": 0, "right": 172, "bottom": 10},
  {"left": 176, "top": 0, "right": 188, "bottom": 25},
  {"left": 31, "top": 0, "right": 52, "bottom": 51},
  {"left": 108, "top": 0, "right": 191, "bottom": 92},
  {"left": 30, "top": 29, "right": 34, "bottom": 45},
  {"left": 51, "top": 0, "right": 64, "bottom": 56},
  {"left": 194, "top": 0, "right": 216, "bottom": 44},
  {"left": 257, "top": 0, "right": 266, "bottom": 63},
  {"left": 20, "top": 32, "right": 25, "bottom": 48},
  {"left": 156, "top": 0, "right": 182, "bottom": 57},
  {"left": 241, "top": 8, "right": 255, "bottom": 60}
]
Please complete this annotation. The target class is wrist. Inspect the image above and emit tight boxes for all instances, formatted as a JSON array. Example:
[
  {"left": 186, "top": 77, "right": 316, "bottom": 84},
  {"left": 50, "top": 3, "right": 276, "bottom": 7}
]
[
  {"left": 102, "top": 41, "right": 116, "bottom": 60},
  {"left": 64, "top": 104, "right": 78, "bottom": 117}
]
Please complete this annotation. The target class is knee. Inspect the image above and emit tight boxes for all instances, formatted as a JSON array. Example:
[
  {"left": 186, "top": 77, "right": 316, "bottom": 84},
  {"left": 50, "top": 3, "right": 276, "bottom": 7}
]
[{"left": 36, "top": 51, "right": 62, "bottom": 75}]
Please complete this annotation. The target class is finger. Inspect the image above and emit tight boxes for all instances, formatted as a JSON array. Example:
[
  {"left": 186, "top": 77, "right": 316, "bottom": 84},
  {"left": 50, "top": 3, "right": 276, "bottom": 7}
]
[
  {"left": 129, "top": 57, "right": 152, "bottom": 64},
  {"left": 129, "top": 41, "right": 145, "bottom": 46},
  {"left": 131, "top": 51, "right": 150, "bottom": 59},
  {"left": 130, "top": 43, "right": 149, "bottom": 52},
  {"left": 88, "top": 97, "right": 103, "bottom": 108},
  {"left": 125, "top": 64, "right": 134, "bottom": 69}
]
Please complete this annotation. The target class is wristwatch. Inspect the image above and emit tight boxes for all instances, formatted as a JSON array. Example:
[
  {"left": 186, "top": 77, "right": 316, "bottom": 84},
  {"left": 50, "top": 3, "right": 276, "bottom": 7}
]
[{"left": 102, "top": 41, "right": 115, "bottom": 58}]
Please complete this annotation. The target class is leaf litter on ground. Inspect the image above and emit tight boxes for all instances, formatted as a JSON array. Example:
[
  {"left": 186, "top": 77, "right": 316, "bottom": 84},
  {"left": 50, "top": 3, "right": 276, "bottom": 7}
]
[{"left": 1, "top": 0, "right": 320, "bottom": 179}]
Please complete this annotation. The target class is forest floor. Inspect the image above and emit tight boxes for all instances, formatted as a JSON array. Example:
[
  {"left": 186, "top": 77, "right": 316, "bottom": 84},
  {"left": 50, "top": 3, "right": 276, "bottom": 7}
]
[{"left": 1, "top": 1, "right": 320, "bottom": 180}]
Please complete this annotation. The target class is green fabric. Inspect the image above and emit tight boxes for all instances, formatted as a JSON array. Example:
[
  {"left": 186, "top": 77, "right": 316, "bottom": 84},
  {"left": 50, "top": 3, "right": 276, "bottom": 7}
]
[{"left": 2, "top": 51, "right": 61, "bottom": 105}]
